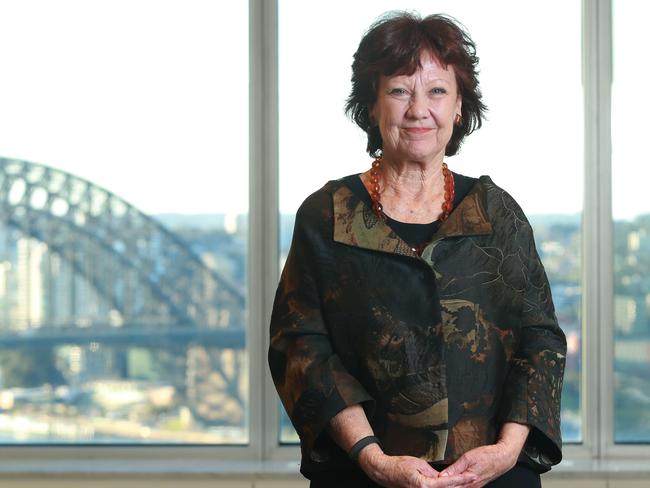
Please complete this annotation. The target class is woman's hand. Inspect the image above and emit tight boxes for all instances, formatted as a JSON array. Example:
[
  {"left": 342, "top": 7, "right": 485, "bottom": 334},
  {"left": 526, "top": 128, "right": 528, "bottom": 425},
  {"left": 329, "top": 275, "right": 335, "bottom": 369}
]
[
  {"left": 438, "top": 422, "right": 530, "bottom": 488},
  {"left": 359, "top": 444, "right": 478, "bottom": 488},
  {"left": 437, "top": 442, "right": 517, "bottom": 488}
]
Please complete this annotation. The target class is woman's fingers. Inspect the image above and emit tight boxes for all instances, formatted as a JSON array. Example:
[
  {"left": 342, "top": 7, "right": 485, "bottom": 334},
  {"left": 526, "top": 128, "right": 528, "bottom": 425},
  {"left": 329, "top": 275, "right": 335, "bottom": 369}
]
[
  {"left": 423, "top": 472, "right": 478, "bottom": 487},
  {"left": 439, "top": 444, "right": 514, "bottom": 487},
  {"left": 364, "top": 453, "right": 479, "bottom": 488},
  {"left": 439, "top": 454, "right": 471, "bottom": 477},
  {"left": 413, "top": 459, "right": 439, "bottom": 478}
]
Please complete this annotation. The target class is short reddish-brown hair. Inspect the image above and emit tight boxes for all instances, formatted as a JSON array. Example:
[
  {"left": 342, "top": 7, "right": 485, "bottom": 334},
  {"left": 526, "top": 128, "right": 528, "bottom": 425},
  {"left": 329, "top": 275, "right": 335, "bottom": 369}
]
[{"left": 345, "top": 12, "right": 487, "bottom": 157}]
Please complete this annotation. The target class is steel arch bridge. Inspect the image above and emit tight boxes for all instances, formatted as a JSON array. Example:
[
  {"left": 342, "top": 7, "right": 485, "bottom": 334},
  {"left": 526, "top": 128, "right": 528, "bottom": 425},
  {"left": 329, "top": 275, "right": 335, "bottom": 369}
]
[
  {"left": 0, "top": 156, "right": 245, "bottom": 328},
  {"left": 0, "top": 156, "right": 247, "bottom": 426}
]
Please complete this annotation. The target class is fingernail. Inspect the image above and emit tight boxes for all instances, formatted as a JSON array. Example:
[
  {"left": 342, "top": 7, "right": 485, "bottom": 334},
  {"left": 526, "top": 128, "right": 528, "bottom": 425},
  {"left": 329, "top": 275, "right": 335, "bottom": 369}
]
[{"left": 440, "top": 471, "right": 449, "bottom": 477}]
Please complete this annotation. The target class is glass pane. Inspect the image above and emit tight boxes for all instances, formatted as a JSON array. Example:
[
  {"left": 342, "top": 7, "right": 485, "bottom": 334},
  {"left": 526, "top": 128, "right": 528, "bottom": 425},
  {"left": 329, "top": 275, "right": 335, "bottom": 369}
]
[
  {"left": 613, "top": 0, "right": 650, "bottom": 443},
  {"left": 279, "top": 0, "right": 582, "bottom": 443},
  {"left": 0, "top": 0, "right": 249, "bottom": 444}
]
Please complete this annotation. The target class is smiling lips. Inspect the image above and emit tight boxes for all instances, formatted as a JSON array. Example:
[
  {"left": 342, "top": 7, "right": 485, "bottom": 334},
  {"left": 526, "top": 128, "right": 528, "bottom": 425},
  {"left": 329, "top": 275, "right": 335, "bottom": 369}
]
[{"left": 403, "top": 127, "right": 433, "bottom": 133}]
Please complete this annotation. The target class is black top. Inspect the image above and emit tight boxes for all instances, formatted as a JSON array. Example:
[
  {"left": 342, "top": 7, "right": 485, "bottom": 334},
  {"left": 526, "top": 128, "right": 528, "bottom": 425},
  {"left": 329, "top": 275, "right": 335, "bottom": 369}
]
[{"left": 340, "top": 172, "right": 478, "bottom": 248}]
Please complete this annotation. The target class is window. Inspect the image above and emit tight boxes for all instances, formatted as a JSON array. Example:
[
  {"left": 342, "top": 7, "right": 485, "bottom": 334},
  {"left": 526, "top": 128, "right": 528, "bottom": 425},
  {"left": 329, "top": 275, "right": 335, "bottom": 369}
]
[
  {"left": 278, "top": 0, "right": 583, "bottom": 444},
  {"left": 0, "top": 0, "right": 249, "bottom": 444},
  {"left": 0, "top": 0, "right": 645, "bottom": 468},
  {"left": 612, "top": 0, "right": 650, "bottom": 443}
]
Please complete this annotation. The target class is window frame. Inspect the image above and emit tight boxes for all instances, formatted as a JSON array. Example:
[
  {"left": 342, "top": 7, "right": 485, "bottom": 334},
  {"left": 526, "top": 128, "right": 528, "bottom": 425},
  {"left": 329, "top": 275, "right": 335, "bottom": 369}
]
[
  {"left": 266, "top": 0, "right": 649, "bottom": 464},
  {"left": 0, "top": 0, "right": 646, "bottom": 471},
  {"left": 582, "top": 0, "right": 613, "bottom": 462},
  {"left": 581, "top": 0, "right": 650, "bottom": 461},
  {"left": 592, "top": 0, "right": 650, "bottom": 460}
]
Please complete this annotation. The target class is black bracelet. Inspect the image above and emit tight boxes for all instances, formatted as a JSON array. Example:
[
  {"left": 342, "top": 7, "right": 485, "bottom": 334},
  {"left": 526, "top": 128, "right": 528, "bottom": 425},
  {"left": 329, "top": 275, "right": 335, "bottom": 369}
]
[{"left": 348, "top": 435, "right": 381, "bottom": 463}]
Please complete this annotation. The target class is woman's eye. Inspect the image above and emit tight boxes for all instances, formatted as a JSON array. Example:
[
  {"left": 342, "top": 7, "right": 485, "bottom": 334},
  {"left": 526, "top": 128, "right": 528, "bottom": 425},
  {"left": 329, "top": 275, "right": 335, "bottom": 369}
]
[
  {"left": 431, "top": 87, "right": 447, "bottom": 95},
  {"left": 388, "top": 88, "right": 407, "bottom": 95}
]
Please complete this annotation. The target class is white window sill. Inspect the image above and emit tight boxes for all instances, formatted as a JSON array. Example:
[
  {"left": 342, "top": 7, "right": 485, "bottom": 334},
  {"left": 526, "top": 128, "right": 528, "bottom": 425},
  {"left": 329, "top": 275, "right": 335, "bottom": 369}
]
[{"left": 0, "top": 459, "right": 647, "bottom": 479}]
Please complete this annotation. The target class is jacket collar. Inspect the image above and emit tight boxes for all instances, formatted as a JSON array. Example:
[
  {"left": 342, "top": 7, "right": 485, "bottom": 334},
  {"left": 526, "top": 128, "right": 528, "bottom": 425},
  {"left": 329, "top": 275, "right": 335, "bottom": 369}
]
[{"left": 332, "top": 176, "right": 493, "bottom": 257}]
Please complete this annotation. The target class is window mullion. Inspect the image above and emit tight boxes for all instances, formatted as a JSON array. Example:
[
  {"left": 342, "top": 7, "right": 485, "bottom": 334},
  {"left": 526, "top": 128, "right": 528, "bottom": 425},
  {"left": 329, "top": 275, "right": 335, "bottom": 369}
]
[
  {"left": 582, "top": 0, "right": 614, "bottom": 461},
  {"left": 249, "top": 0, "right": 284, "bottom": 461},
  {"left": 595, "top": 0, "right": 614, "bottom": 460}
]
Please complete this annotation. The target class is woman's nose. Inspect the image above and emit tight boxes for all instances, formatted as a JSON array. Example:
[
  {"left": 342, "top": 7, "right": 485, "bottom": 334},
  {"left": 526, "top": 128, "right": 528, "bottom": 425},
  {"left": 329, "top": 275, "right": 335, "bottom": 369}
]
[{"left": 406, "top": 93, "right": 429, "bottom": 119}]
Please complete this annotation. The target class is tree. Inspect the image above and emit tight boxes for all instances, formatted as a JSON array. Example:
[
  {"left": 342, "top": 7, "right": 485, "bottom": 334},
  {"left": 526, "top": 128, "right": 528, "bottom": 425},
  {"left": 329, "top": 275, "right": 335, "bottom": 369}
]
[{"left": 0, "top": 347, "right": 65, "bottom": 388}]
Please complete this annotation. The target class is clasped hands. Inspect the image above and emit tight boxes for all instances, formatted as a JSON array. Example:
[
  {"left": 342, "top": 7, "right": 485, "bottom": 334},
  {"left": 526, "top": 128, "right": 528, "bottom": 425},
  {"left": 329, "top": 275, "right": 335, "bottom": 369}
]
[
  {"left": 329, "top": 405, "right": 530, "bottom": 488},
  {"left": 358, "top": 437, "right": 522, "bottom": 488}
]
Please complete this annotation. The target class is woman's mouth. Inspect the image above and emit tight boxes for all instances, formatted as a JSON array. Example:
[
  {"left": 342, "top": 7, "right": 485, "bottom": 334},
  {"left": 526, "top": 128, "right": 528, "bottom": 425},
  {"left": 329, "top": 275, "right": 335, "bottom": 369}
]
[{"left": 403, "top": 127, "right": 433, "bottom": 133}]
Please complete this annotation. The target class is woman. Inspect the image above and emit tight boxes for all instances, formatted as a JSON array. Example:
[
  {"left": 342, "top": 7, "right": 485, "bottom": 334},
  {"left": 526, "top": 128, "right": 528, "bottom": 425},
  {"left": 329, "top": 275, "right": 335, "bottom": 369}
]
[{"left": 269, "top": 12, "right": 566, "bottom": 488}]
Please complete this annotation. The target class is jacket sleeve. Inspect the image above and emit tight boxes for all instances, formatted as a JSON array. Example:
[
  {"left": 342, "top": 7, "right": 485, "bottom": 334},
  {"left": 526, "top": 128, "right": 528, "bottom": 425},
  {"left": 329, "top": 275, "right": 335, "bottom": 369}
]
[
  {"left": 268, "top": 197, "right": 374, "bottom": 459},
  {"left": 497, "top": 217, "right": 567, "bottom": 472}
]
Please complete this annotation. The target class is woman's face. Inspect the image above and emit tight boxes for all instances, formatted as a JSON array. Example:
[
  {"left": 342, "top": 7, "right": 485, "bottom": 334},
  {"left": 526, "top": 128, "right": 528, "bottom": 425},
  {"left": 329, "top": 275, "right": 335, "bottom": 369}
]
[{"left": 370, "top": 52, "right": 461, "bottom": 165}]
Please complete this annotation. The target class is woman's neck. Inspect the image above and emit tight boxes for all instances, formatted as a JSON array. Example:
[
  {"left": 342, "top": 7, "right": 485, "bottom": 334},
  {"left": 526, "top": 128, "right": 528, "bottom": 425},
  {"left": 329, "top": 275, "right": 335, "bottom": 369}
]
[
  {"left": 361, "top": 155, "right": 448, "bottom": 224},
  {"left": 382, "top": 157, "right": 444, "bottom": 201}
]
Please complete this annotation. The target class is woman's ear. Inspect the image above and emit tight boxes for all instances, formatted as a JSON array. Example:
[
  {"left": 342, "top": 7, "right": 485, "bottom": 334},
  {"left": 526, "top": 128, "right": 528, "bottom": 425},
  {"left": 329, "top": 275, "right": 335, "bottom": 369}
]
[
  {"left": 453, "top": 96, "right": 462, "bottom": 126},
  {"left": 368, "top": 106, "right": 377, "bottom": 126}
]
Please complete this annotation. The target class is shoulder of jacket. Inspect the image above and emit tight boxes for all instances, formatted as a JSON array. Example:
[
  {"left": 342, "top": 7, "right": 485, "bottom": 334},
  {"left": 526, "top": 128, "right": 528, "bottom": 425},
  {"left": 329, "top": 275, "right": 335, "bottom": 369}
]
[
  {"left": 477, "top": 175, "right": 534, "bottom": 237},
  {"left": 478, "top": 175, "right": 525, "bottom": 214},
  {"left": 293, "top": 180, "right": 344, "bottom": 232}
]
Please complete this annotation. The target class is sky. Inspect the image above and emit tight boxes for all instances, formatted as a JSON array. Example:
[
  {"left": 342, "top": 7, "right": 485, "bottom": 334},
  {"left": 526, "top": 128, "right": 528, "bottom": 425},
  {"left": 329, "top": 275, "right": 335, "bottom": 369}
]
[
  {"left": 0, "top": 0, "right": 248, "bottom": 216},
  {"left": 0, "top": 0, "right": 646, "bottom": 220}
]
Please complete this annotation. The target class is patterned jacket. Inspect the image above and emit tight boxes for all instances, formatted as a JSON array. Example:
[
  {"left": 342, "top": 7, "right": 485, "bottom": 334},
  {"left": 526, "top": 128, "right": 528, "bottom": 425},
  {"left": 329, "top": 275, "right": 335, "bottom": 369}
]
[{"left": 268, "top": 175, "right": 566, "bottom": 477}]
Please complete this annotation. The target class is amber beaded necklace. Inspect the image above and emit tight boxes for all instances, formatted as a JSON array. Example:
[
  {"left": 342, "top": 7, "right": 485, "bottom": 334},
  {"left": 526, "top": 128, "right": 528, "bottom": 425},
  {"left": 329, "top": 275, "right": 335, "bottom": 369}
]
[{"left": 368, "top": 156, "right": 455, "bottom": 255}]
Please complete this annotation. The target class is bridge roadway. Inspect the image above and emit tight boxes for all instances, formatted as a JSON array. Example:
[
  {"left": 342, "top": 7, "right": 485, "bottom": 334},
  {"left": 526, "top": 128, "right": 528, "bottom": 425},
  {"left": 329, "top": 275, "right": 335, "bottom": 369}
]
[{"left": 0, "top": 325, "right": 246, "bottom": 349}]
